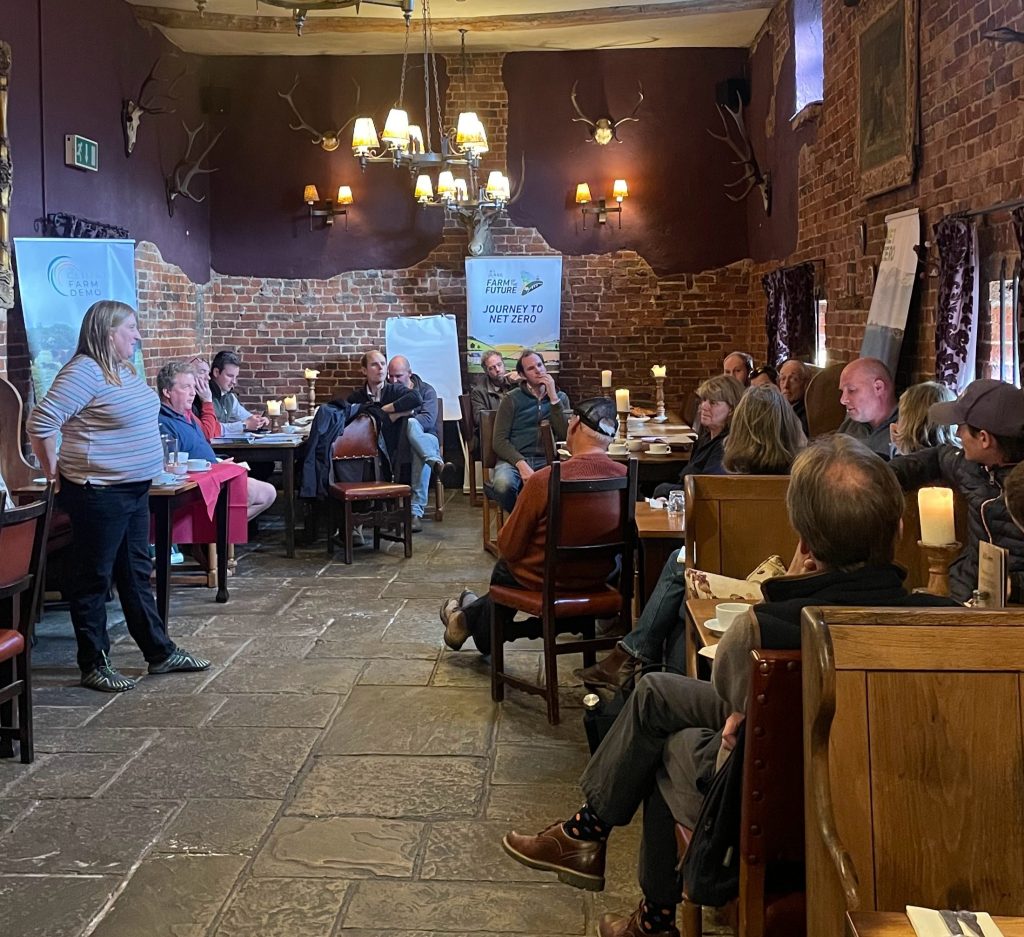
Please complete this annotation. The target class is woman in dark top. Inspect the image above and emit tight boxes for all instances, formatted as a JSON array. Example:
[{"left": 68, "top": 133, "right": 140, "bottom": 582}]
[{"left": 653, "top": 374, "right": 744, "bottom": 498}]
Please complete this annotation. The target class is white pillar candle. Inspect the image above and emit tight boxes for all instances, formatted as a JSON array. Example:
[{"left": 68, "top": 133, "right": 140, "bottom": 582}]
[
  {"left": 651, "top": 364, "right": 667, "bottom": 378},
  {"left": 304, "top": 368, "right": 320, "bottom": 380},
  {"left": 601, "top": 370, "right": 612, "bottom": 388},
  {"left": 283, "top": 395, "right": 298, "bottom": 411},
  {"left": 266, "top": 399, "right": 282, "bottom": 416},
  {"left": 615, "top": 388, "right": 630, "bottom": 413},
  {"left": 918, "top": 487, "right": 956, "bottom": 545}
]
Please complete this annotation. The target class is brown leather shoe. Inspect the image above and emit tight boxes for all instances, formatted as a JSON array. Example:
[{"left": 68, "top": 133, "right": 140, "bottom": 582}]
[
  {"left": 598, "top": 903, "right": 679, "bottom": 937},
  {"left": 501, "top": 821, "right": 606, "bottom": 891},
  {"left": 574, "top": 645, "right": 643, "bottom": 690}
]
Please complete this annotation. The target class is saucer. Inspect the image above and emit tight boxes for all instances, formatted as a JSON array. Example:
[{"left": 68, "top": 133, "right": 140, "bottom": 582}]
[
  {"left": 608, "top": 448, "right": 629, "bottom": 456},
  {"left": 704, "top": 618, "right": 730, "bottom": 635},
  {"left": 188, "top": 466, "right": 212, "bottom": 474},
  {"left": 698, "top": 644, "right": 718, "bottom": 660},
  {"left": 647, "top": 447, "right": 672, "bottom": 456}
]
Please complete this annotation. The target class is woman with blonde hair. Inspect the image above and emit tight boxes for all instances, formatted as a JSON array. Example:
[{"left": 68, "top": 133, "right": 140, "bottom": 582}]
[
  {"left": 29, "top": 300, "right": 210, "bottom": 693},
  {"left": 890, "top": 381, "right": 958, "bottom": 455},
  {"left": 654, "top": 374, "right": 744, "bottom": 498},
  {"left": 724, "top": 384, "right": 808, "bottom": 474}
]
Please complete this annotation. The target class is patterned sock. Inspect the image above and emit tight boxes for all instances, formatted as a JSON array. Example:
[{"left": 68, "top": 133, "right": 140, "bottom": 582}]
[
  {"left": 639, "top": 901, "right": 676, "bottom": 932},
  {"left": 562, "top": 803, "right": 610, "bottom": 842}
]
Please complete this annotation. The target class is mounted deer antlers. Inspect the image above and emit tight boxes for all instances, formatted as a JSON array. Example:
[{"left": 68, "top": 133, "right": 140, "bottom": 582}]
[
  {"left": 121, "top": 55, "right": 184, "bottom": 158},
  {"left": 451, "top": 159, "right": 526, "bottom": 256},
  {"left": 707, "top": 98, "right": 772, "bottom": 215},
  {"left": 165, "top": 122, "right": 223, "bottom": 217},
  {"left": 277, "top": 76, "right": 360, "bottom": 153},
  {"left": 570, "top": 81, "right": 643, "bottom": 145}
]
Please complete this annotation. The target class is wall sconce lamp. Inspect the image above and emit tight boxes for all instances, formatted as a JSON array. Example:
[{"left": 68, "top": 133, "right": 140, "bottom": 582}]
[
  {"left": 304, "top": 184, "right": 353, "bottom": 230},
  {"left": 575, "top": 179, "right": 628, "bottom": 229}
]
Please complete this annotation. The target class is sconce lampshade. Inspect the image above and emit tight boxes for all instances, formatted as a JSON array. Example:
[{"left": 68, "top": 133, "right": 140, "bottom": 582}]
[
  {"left": 454, "top": 178, "right": 469, "bottom": 201},
  {"left": 485, "top": 171, "right": 504, "bottom": 198},
  {"left": 497, "top": 174, "right": 511, "bottom": 201},
  {"left": 575, "top": 183, "right": 592, "bottom": 205},
  {"left": 437, "top": 170, "right": 455, "bottom": 197},
  {"left": 612, "top": 179, "right": 629, "bottom": 201},
  {"left": 408, "top": 125, "right": 424, "bottom": 154},
  {"left": 381, "top": 108, "right": 410, "bottom": 148},
  {"left": 351, "top": 117, "right": 379, "bottom": 152},
  {"left": 456, "top": 111, "right": 489, "bottom": 153},
  {"left": 414, "top": 174, "right": 434, "bottom": 201},
  {"left": 336, "top": 185, "right": 353, "bottom": 206},
  {"left": 303, "top": 185, "right": 320, "bottom": 204}
]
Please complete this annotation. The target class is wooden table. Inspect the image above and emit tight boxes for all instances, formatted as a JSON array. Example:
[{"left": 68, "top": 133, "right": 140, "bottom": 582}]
[
  {"left": 846, "top": 911, "right": 1024, "bottom": 936},
  {"left": 634, "top": 502, "right": 685, "bottom": 608},
  {"left": 150, "top": 478, "right": 230, "bottom": 624},
  {"left": 684, "top": 598, "right": 723, "bottom": 677},
  {"left": 212, "top": 436, "right": 305, "bottom": 558}
]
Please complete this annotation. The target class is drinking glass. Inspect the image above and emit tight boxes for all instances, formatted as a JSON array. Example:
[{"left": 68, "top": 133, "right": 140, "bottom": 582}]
[
  {"left": 161, "top": 434, "right": 178, "bottom": 474},
  {"left": 667, "top": 490, "right": 685, "bottom": 516}
]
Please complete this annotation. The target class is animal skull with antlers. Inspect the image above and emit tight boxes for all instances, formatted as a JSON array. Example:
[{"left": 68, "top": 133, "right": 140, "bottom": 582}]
[
  {"left": 706, "top": 98, "right": 772, "bottom": 215},
  {"left": 277, "top": 76, "right": 360, "bottom": 153},
  {"left": 121, "top": 55, "right": 184, "bottom": 158},
  {"left": 165, "top": 122, "right": 223, "bottom": 217},
  {"left": 570, "top": 81, "right": 643, "bottom": 145},
  {"left": 449, "top": 161, "right": 526, "bottom": 256}
]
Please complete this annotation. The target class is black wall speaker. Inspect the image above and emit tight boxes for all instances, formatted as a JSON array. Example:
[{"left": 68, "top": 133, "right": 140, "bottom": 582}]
[{"left": 715, "top": 78, "right": 750, "bottom": 109}]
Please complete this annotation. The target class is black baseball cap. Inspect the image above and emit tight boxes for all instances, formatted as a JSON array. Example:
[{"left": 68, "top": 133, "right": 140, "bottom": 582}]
[
  {"left": 929, "top": 379, "right": 1024, "bottom": 437},
  {"left": 573, "top": 397, "right": 617, "bottom": 437}
]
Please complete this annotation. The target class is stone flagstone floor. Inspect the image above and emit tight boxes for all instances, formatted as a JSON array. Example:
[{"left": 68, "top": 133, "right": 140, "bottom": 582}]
[{"left": 1, "top": 494, "right": 731, "bottom": 937}]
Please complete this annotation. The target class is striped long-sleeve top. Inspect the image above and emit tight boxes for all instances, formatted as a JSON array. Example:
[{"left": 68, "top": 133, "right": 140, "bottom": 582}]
[{"left": 28, "top": 355, "right": 164, "bottom": 485}]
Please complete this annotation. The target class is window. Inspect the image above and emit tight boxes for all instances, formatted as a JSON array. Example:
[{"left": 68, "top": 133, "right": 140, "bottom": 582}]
[
  {"left": 793, "top": 0, "right": 824, "bottom": 116},
  {"left": 980, "top": 264, "right": 1020, "bottom": 385},
  {"left": 815, "top": 298, "right": 828, "bottom": 367}
]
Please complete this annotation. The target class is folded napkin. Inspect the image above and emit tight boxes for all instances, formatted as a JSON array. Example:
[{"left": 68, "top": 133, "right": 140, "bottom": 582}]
[
  {"left": 646, "top": 497, "right": 667, "bottom": 510},
  {"left": 907, "top": 906, "right": 1004, "bottom": 937}
]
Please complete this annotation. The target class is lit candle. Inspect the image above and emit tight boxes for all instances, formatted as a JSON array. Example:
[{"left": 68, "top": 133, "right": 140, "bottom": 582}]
[
  {"left": 266, "top": 399, "right": 282, "bottom": 416},
  {"left": 651, "top": 364, "right": 667, "bottom": 378},
  {"left": 304, "top": 368, "right": 320, "bottom": 380},
  {"left": 615, "top": 388, "right": 630, "bottom": 413},
  {"left": 918, "top": 487, "right": 956, "bottom": 545},
  {"left": 283, "top": 395, "right": 298, "bottom": 411},
  {"left": 601, "top": 370, "right": 612, "bottom": 388}
]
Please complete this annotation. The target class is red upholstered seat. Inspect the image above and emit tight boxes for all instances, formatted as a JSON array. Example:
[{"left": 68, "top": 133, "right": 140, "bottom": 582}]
[
  {"left": 488, "top": 584, "right": 623, "bottom": 619},
  {"left": 329, "top": 481, "right": 413, "bottom": 501},
  {"left": 0, "top": 630, "right": 25, "bottom": 660}
]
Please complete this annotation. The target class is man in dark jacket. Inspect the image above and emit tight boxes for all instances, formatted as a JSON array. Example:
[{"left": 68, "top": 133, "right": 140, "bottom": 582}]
[
  {"left": 469, "top": 350, "right": 517, "bottom": 455},
  {"left": 501, "top": 436, "right": 956, "bottom": 937},
  {"left": 890, "top": 378, "right": 1024, "bottom": 603}
]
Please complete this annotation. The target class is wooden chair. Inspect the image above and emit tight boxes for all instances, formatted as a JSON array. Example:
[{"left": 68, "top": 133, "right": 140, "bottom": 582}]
[
  {"left": 480, "top": 409, "right": 504, "bottom": 557},
  {"left": 489, "top": 459, "right": 638, "bottom": 725},
  {"left": 803, "top": 363, "right": 846, "bottom": 437},
  {"left": 0, "top": 487, "right": 54, "bottom": 763},
  {"left": 327, "top": 415, "right": 413, "bottom": 564},
  {"left": 682, "top": 391, "right": 700, "bottom": 429},
  {"left": 458, "top": 392, "right": 482, "bottom": 507},
  {"left": 802, "top": 606, "right": 1024, "bottom": 937},
  {"left": 678, "top": 649, "right": 806, "bottom": 937}
]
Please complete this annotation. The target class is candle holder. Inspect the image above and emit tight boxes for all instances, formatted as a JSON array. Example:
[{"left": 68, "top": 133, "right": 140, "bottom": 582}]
[
  {"left": 268, "top": 413, "right": 283, "bottom": 433},
  {"left": 916, "top": 540, "right": 961, "bottom": 597},
  {"left": 306, "top": 376, "right": 317, "bottom": 416},
  {"left": 616, "top": 411, "right": 629, "bottom": 440},
  {"left": 286, "top": 407, "right": 296, "bottom": 425},
  {"left": 653, "top": 376, "right": 668, "bottom": 422}
]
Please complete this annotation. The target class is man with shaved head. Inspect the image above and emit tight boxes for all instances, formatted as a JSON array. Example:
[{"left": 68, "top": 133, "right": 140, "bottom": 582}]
[
  {"left": 387, "top": 354, "right": 445, "bottom": 531},
  {"left": 837, "top": 357, "right": 898, "bottom": 458},
  {"left": 778, "top": 359, "right": 811, "bottom": 435}
]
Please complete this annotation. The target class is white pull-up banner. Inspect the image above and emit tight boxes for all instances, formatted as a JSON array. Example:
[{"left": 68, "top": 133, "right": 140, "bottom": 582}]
[
  {"left": 465, "top": 255, "right": 562, "bottom": 374},
  {"left": 385, "top": 314, "right": 461, "bottom": 420}
]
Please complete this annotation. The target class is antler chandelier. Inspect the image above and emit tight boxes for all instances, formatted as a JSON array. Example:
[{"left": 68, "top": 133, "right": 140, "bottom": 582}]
[{"left": 193, "top": 0, "right": 414, "bottom": 37}]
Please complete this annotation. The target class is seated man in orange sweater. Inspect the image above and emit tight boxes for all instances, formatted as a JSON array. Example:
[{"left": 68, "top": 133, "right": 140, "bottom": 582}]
[{"left": 440, "top": 397, "right": 625, "bottom": 656}]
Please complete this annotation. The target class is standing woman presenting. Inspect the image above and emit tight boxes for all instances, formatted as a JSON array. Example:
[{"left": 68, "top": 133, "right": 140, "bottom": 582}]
[{"left": 28, "top": 300, "right": 211, "bottom": 692}]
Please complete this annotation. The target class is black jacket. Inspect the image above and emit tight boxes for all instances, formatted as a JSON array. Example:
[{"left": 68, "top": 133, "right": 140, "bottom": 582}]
[
  {"left": 299, "top": 401, "right": 350, "bottom": 499},
  {"left": 890, "top": 444, "right": 1024, "bottom": 602},
  {"left": 345, "top": 383, "right": 424, "bottom": 479}
]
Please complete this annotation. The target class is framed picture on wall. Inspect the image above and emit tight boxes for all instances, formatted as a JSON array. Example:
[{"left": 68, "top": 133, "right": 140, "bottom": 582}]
[{"left": 856, "top": 0, "right": 919, "bottom": 199}]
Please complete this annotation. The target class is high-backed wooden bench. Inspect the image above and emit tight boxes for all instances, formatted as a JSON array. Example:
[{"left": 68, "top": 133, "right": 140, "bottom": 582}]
[{"left": 801, "top": 606, "right": 1024, "bottom": 937}]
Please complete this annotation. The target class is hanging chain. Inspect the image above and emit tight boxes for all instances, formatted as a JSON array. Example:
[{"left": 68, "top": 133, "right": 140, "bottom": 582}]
[
  {"left": 428, "top": 0, "right": 443, "bottom": 153},
  {"left": 421, "top": 0, "right": 432, "bottom": 152},
  {"left": 397, "top": 17, "right": 411, "bottom": 108}
]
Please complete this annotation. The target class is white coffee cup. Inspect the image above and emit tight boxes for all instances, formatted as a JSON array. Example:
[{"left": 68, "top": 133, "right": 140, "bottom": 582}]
[
  {"left": 608, "top": 443, "right": 628, "bottom": 455},
  {"left": 648, "top": 443, "right": 671, "bottom": 455},
  {"left": 626, "top": 438, "right": 645, "bottom": 451},
  {"left": 171, "top": 452, "right": 189, "bottom": 474},
  {"left": 187, "top": 458, "right": 211, "bottom": 472},
  {"left": 715, "top": 602, "right": 752, "bottom": 630}
]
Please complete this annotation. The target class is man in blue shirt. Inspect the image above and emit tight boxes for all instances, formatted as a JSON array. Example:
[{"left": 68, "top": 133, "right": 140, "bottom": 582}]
[{"left": 157, "top": 361, "right": 276, "bottom": 520}]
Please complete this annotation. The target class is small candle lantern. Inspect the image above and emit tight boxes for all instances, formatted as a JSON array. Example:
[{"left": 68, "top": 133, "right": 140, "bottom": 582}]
[
  {"left": 601, "top": 369, "right": 612, "bottom": 389},
  {"left": 651, "top": 364, "right": 668, "bottom": 422},
  {"left": 614, "top": 388, "right": 630, "bottom": 440},
  {"left": 917, "top": 487, "right": 960, "bottom": 596},
  {"left": 304, "top": 369, "right": 320, "bottom": 415}
]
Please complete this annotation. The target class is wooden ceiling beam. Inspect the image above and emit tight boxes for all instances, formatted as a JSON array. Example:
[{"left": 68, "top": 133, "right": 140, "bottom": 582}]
[{"left": 134, "top": 1, "right": 771, "bottom": 35}]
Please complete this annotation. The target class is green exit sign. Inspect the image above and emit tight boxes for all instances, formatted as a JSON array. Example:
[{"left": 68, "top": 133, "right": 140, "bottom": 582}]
[{"left": 64, "top": 134, "right": 99, "bottom": 172}]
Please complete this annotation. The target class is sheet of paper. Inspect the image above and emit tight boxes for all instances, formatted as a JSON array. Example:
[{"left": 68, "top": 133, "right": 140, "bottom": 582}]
[{"left": 977, "top": 540, "right": 1008, "bottom": 608}]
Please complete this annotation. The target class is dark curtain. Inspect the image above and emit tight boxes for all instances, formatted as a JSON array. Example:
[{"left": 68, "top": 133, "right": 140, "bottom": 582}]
[
  {"left": 35, "top": 212, "right": 129, "bottom": 239},
  {"left": 762, "top": 262, "right": 816, "bottom": 365},
  {"left": 933, "top": 216, "right": 977, "bottom": 390}
]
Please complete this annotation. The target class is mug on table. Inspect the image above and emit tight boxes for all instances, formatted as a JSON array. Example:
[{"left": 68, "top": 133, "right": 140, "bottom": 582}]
[{"left": 715, "top": 602, "right": 752, "bottom": 631}]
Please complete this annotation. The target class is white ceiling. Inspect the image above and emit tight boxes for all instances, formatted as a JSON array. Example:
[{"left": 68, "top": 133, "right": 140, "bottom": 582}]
[{"left": 126, "top": 0, "right": 772, "bottom": 55}]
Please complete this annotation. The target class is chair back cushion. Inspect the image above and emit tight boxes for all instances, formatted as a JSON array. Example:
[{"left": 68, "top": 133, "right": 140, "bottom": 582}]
[
  {"left": 0, "top": 518, "right": 33, "bottom": 588},
  {"left": 332, "top": 415, "right": 378, "bottom": 459},
  {"left": 803, "top": 363, "right": 847, "bottom": 437}
]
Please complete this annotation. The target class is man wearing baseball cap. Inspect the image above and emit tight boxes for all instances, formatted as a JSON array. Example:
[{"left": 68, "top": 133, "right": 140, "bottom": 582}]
[
  {"left": 439, "top": 397, "right": 626, "bottom": 655},
  {"left": 890, "top": 378, "right": 1024, "bottom": 602}
]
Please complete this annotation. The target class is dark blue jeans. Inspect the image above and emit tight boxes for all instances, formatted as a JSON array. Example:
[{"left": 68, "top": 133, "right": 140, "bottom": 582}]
[{"left": 58, "top": 478, "right": 177, "bottom": 673}]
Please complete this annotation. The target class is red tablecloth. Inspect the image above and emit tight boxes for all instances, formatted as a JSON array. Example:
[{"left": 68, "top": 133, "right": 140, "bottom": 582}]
[{"left": 158, "top": 462, "right": 250, "bottom": 544}]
